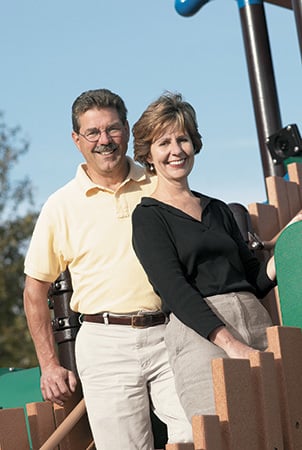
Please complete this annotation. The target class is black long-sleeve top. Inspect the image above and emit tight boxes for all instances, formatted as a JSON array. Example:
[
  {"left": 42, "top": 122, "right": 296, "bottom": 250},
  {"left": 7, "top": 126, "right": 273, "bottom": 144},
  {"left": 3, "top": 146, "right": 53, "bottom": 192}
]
[{"left": 132, "top": 193, "right": 276, "bottom": 339}]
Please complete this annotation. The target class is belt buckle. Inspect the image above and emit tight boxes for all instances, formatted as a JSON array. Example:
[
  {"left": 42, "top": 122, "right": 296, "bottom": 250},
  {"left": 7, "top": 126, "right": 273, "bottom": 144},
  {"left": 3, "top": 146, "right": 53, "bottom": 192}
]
[
  {"left": 103, "top": 312, "right": 109, "bottom": 325},
  {"left": 131, "top": 314, "right": 151, "bottom": 328}
]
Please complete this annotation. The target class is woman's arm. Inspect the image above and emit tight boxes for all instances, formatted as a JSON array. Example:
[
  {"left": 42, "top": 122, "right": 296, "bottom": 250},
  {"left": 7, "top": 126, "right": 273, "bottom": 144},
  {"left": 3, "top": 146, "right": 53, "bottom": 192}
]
[
  {"left": 133, "top": 202, "right": 261, "bottom": 357},
  {"left": 132, "top": 204, "right": 224, "bottom": 339}
]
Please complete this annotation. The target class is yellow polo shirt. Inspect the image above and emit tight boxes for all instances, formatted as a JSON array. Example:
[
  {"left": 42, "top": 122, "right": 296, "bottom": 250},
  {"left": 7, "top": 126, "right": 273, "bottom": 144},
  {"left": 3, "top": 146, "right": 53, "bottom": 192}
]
[{"left": 24, "top": 157, "right": 161, "bottom": 313}]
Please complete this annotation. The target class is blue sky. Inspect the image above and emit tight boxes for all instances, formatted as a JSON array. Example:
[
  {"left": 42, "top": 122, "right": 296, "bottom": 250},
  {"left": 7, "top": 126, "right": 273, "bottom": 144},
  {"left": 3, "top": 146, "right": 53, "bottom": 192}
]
[{"left": 1, "top": 0, "right": 301, "bottom": 210}]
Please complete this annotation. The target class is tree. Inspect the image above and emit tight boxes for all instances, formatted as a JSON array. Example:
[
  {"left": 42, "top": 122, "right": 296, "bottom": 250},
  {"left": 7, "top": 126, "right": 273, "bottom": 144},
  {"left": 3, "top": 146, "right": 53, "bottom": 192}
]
[{"left": 0, "top": 112, "right": 39, "bottom": 368}]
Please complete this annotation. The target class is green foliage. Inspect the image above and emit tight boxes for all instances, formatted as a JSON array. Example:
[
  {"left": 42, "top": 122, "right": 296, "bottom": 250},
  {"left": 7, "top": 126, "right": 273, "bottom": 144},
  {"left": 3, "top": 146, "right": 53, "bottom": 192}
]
[{"left": 0, "top": 112, "right": 38, "bottom": 368}]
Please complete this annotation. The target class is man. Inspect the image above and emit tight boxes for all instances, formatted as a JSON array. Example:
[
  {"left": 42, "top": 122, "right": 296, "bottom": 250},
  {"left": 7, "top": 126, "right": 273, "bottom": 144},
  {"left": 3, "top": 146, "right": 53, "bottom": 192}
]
[{"left": 23, "top": 88, "right": 192, "bottom": 449}]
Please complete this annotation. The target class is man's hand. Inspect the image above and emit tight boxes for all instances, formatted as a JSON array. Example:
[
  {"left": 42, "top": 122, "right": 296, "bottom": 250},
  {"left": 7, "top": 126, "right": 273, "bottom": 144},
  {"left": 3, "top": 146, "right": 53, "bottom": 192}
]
[{"left": 41, "top": 363, "right": 77, "bottom": 406}]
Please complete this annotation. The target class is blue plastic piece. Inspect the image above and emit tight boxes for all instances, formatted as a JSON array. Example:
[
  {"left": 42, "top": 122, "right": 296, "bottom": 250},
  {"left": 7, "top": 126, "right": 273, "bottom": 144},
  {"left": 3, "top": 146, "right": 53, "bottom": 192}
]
[
  {"left": 175, "top": 0, "right": 211, "bottom": 17},
  {"left": 237, "top": 0, "right": 262, "bottom": 8},
  {"left": 175, "top": 0, "right": 263, "bottom": 16}
]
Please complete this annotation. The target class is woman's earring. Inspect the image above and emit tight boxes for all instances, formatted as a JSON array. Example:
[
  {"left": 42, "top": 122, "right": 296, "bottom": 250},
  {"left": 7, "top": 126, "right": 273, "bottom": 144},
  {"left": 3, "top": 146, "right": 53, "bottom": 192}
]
[{"left": 149, "top": 163, "right": 154, "bottom": 171}]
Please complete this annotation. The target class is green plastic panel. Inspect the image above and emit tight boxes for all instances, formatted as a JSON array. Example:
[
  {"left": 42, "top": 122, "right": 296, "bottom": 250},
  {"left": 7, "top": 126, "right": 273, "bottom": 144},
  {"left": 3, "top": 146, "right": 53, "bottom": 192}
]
[
  {"left": 0, "top": 366, "right": 43, "bottom": 409},
  {"left": 0, "top": 367, "right": 43, "bottom": 448},
  {"left": 275, "top": 220, "right": 302, "bottom": 328}
]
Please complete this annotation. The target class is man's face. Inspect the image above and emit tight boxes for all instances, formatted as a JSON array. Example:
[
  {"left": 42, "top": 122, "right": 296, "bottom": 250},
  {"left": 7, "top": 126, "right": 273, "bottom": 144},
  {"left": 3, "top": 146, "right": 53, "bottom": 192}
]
[{"left": 72, "top": 107, "right": 130, "bottom": 182}]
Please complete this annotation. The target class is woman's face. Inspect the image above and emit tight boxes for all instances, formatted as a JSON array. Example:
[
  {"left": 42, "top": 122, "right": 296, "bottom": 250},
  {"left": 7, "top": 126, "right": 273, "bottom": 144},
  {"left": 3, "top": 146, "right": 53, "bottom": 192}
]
[{"left": 147, "top": 126, "right": 195, "bottom": 183}]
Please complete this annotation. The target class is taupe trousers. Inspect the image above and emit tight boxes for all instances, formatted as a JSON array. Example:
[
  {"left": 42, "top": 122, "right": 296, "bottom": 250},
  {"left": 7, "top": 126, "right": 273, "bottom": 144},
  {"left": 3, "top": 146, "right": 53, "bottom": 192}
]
[{"left": 165, "top": 291, "right": 273, "bottom": 421}]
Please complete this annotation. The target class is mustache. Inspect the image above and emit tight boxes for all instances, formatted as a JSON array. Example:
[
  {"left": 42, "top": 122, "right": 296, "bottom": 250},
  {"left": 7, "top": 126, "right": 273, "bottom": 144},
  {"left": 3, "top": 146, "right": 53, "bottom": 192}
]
[{"left": 92, "top": 143, "right": 118, "bottom": 154}]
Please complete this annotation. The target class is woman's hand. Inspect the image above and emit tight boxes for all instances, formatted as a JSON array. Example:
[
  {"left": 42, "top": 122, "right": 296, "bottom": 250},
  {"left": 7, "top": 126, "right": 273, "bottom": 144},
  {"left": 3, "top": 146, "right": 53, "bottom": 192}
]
[{"left": 209, "top": 326, "right": 258, "bottom": 359}]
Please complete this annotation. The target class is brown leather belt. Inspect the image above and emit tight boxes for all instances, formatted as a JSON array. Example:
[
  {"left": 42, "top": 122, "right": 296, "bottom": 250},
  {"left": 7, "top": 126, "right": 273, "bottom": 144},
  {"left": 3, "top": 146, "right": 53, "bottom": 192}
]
[{"left": 81, "top": 311, "right": 167, "bottom": 328}]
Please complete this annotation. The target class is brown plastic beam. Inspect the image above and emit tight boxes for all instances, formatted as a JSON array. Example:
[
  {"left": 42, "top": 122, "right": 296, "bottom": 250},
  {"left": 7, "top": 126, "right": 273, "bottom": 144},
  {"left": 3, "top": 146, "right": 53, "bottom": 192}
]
[{"left": 266, "top": 0, "right": 292, "bottom": 8}]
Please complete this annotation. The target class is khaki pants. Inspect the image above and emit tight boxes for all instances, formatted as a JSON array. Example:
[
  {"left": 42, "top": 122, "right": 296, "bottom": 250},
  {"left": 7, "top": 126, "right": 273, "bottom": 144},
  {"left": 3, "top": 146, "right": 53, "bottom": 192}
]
[
  {"left": 165, "top": 292, "right": 272, "bottom": 421},
  {"left": 75, "top": 322, "right": 192, "bottom": 450}
]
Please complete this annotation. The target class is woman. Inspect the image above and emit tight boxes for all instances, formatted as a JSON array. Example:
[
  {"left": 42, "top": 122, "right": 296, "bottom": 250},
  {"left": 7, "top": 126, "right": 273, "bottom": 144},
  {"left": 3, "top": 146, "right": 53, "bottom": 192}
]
[{"left": 131, "top": 92, "right": 298, "bottom": 420}]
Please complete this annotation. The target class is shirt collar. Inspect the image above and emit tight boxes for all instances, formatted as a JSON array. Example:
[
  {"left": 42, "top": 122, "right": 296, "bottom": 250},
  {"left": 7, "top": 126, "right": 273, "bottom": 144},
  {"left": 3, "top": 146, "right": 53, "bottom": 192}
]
[
  {"left": 76, "top": 157, "right": 150, "bottom": 195},
  {"left": 140, "top": 191, "right": 212, "bottom": 211}
]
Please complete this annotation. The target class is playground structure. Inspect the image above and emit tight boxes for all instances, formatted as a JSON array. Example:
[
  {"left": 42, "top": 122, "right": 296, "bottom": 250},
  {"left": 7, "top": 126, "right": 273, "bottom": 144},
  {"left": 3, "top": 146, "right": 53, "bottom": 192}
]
[
  {"left": 1, "top": 161, "right": 302, "bottom": 450},
  {"left": 1, "top": 1, "right": 302, "bottom": 449},
  {"left": 1, "top": 323, "right": 302, "bottom": 450}
]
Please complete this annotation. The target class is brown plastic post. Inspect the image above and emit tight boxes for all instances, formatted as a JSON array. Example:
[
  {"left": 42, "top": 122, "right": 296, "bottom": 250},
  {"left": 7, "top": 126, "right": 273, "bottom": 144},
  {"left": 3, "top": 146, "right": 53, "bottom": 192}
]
[
  {"left": 249, "top": 351, "right": 284, "bottom": 449},
  {"left": 287, "top": 162, "right": 302, "bottom": 205},
  {"left": 267, "top": 326, "right": 302, "bottom": 450},
  {"left": 212, "top": 358, "right": 259, "bottom": 450},
  {"left": 248, "top": 202, "right": 279, "bottom": 241},
  {"left": 247, "top": 201, "right": 281, "bottom": 324},
  {"left": 192, "top": 415, "right": 223, "bottom": 450},
  {"left": 26, "top": 401, "right": 56, "bottom": 450},
  {"left": 288, "top": 162, "right": 302, "bottom": 183},
  {"left": 52, "top": 389, "right": 93, "bottom": 450},
  {"left": 266, "top": 176, "right": 291, "bottom": 227},
  {"left": 285, "top": 181, "right": 301, "bottom": 218},
  {"left": 39, "top": 398, "right": 86, "bottom": 450},
  {"left": 0, "top": 407, "right": 30, "bottom": 450}
]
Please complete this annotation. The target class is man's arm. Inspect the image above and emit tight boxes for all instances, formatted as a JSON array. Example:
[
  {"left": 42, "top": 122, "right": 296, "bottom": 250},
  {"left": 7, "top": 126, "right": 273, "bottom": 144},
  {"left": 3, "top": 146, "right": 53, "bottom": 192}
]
[{"left": 24, "top": 275, "right": 77, "bottom": 405}]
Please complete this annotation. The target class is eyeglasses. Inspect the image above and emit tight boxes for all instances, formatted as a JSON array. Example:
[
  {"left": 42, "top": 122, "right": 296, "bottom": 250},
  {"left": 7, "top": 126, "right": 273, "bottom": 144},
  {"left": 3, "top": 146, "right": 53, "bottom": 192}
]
[{"left": 78, "top": 124, "right": 124, "bottom": 142}]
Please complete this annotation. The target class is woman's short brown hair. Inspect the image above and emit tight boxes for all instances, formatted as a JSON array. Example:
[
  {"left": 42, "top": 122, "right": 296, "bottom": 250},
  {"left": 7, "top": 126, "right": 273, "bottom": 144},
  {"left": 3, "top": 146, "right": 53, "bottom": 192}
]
[{"left": 133, "top": 92, "right": 203, "bottom": 173}]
